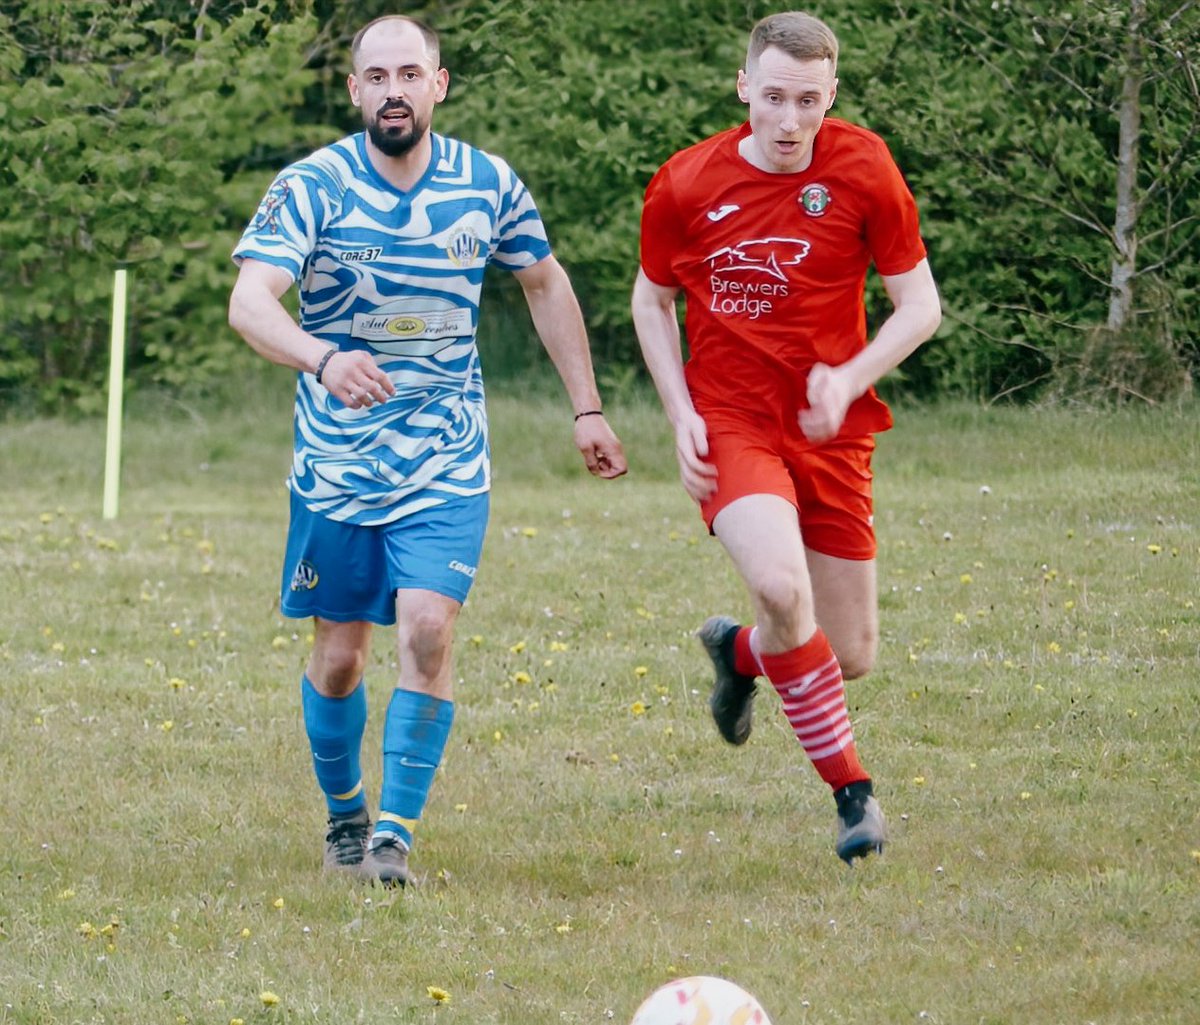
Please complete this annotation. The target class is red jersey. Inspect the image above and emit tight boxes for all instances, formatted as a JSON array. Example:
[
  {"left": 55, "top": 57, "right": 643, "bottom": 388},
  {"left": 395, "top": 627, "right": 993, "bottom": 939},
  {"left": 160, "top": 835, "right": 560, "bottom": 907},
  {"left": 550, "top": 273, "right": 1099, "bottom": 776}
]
[{"left": 640, "top": 118, "right": 927, "bottom": 437}]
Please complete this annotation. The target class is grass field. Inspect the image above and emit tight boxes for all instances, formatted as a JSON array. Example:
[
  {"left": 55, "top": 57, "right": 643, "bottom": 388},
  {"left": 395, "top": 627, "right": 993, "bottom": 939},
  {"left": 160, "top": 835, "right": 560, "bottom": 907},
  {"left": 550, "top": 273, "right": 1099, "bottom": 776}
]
[{"left": 1, "top": 384, "right": 1198, "bottom": 1024}]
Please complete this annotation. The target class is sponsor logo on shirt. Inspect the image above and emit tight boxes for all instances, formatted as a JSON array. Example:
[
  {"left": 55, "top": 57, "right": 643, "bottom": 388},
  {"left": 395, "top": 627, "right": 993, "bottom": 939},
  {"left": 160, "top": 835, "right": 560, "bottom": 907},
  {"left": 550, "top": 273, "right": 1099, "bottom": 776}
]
[
  {"left": 448, "top": 560, "right": 477, "bottom": 578},
  {"left": 704, "top": 237, "right": 811, "bottom": 320},
  {"left": 342, "top": 247, "right": 383, "bottom": 263},
  {"left": 351, "top": 305, "right": 472, "bottom": 354}
]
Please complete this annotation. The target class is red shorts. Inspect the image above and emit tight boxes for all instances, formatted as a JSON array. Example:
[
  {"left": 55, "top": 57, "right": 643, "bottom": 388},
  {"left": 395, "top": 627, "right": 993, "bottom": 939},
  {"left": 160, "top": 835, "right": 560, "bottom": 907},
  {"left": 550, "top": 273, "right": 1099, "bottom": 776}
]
[{"left": 700, "top": 414, "right": 877, "bottom": 561}]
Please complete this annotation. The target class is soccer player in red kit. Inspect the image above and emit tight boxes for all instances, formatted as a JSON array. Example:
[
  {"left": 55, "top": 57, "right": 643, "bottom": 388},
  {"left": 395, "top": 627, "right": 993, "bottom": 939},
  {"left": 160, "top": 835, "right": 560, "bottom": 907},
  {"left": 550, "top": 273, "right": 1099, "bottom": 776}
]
[{"left": 631, "top": 11, "right": 942, "bottom": 862}]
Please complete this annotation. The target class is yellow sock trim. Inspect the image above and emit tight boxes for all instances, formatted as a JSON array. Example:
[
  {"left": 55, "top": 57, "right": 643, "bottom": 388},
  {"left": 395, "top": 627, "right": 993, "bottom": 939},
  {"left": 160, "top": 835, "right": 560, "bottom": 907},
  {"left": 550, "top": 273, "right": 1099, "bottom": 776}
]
[
  {"left": 331, "top": 781, "right": 363, "bottom": 801},
  {"left": 378, "top": 811, "right": 418, "bottom": 831}
]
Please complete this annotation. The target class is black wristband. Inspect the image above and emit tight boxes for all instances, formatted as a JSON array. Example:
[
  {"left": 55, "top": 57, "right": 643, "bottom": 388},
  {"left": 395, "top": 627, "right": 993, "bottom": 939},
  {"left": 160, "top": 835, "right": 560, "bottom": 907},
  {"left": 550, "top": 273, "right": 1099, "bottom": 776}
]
[
  {"left": 574, "top": 410, "right": 604, "bottom": 422},
  {"left": 313, "top": 348, "right": 336, "bottom": 383}
]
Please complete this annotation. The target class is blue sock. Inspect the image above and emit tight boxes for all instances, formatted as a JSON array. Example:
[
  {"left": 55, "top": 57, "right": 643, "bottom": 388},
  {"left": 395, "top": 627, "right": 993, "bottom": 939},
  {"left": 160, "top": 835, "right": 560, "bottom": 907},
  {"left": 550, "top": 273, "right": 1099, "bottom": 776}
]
[
  {"left": 301, "top": 675, "right": 367, "bottom": 817},
  {"left": 375, "top": 689, "right": 454, "bottom": 850}
]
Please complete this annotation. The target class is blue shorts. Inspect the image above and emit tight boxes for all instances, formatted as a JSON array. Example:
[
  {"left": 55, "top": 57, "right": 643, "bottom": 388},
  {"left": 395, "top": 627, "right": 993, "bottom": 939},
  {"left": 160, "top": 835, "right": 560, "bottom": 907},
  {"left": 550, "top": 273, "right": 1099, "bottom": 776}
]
[{"left": 280, "top": 490, "right": 489, "bottom": 624}]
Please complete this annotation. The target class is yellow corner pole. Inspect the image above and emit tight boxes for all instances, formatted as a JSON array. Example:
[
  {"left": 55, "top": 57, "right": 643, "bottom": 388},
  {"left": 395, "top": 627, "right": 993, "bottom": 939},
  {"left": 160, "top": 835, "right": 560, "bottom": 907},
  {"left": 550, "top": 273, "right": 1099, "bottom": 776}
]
[{"left": 102, "top": 268, "right": 128, "bottom": 520}]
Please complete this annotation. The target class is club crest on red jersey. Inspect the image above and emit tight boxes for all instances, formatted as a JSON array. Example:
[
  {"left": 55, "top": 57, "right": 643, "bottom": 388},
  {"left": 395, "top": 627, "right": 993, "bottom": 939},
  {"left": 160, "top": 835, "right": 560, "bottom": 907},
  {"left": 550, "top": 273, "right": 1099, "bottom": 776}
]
[{"left": 799, "top": 183, "right": 831, "bottom": 216}]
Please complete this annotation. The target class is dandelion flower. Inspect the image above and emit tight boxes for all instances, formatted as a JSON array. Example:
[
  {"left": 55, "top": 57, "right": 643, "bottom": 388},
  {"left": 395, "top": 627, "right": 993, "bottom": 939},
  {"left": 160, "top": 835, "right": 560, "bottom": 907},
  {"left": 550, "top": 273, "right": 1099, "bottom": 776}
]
[
  {"left": 1147, "top": 544, "right": 1162, "bottom": 555},
  {"left": 58, "top": 889, "right": 75, "bottom": 900},
  {"left": 512, "top": 670, "right": 532, "bottom": 684},
  {"left": 455, "top": 804, "right": 468, "bottom": 813},
  {"left": 259, "top": 991, "right": 280, "bottom": 1007},
  {"left": 521, "top": 527, "right": 538, "bottom": 538},
  {"left": 555, "top": 922, "right": 572, "bottom": 934},
  {"left": 159, "top": 720, "right": 174, "bottom": 732},
  {"left": 509, "top": 640, "right": 526, "bottom": 654},
  {"left": 273, "top": 897, "right": 285, "bottom": 909},
  {"left": 630, "top": 701, "right": 647, "bottom": 716},
  {"left": 240, "top": 928, "right": 251, "bottom": 939},
  {"left": 913, "top": 776, "right": 926, "bottom": 786},
  {"left": 634, "top": 666, "right": 648, "bottom": 677},
  {"left": 470, "top": 635, "right": 484, "bottom": 646},
  {"left": 78, "top": 921, "right": 97, "bottom": 939},
  {"left": 427, "top": 986, "right": 451, "bottom": 1005},
  {"left": 1020, "top": 791, "right": 1032, "bottom": 801}
]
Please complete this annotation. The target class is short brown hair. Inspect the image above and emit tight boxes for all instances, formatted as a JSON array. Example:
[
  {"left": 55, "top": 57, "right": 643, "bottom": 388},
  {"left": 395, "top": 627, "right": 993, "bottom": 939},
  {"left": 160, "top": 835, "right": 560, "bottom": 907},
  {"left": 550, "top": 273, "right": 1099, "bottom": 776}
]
[
  {"left": 351, "top": 16, "right": 441, "bottom": 71},
  {"left": 746, "top": 12, "right": 838, "bottom": 74}
]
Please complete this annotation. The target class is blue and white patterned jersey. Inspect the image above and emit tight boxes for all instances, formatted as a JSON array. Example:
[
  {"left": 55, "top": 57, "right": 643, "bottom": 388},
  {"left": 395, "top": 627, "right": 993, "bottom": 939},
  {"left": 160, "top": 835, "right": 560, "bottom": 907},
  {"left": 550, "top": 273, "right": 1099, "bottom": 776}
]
[{"left": 233, "top": 131, "right": 551, "bottom": 525}]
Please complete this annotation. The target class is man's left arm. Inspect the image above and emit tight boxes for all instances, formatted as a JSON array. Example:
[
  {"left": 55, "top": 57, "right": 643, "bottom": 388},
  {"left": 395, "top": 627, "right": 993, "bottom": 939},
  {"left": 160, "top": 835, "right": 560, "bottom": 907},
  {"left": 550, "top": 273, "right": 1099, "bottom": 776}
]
[
  {"left": 513, "top": 255, "right": 627, "bottom": 479},
  {"left": 799, "top": 258, "right": 942, "bottom": 443}
]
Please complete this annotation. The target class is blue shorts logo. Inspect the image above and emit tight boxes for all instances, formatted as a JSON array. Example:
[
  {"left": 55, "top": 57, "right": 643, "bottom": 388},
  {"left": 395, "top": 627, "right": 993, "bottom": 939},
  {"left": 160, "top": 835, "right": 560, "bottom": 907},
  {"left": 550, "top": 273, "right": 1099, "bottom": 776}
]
[
  {"left": 448, "top": 560, "right": 477, "bottom": 579},
  {"left": 290, "top": 559, "right": 319, "bottom": 591}
]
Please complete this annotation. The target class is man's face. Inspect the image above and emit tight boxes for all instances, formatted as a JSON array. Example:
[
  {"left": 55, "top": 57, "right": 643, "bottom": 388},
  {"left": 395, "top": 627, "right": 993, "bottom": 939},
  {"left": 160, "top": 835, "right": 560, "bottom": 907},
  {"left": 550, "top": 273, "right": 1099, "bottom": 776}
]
[
  {"left": 347, "top": 20, "right": 448, "bottom": 159},
  {"left": 737, "top": 47, "right": 837, "bottom": 174}
]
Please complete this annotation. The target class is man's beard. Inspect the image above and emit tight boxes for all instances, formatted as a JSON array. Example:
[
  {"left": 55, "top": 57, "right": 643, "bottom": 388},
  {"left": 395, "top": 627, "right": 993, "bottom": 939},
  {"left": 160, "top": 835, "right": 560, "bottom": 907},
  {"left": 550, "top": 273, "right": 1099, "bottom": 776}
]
[{"left": 366, "top": 101, "right": 427, "bottom": 158}]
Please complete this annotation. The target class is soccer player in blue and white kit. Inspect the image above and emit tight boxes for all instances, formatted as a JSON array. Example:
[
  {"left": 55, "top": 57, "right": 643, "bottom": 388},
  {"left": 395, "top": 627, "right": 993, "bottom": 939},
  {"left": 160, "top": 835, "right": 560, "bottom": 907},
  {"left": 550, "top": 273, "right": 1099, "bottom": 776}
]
[{"left": 228, "top": 15, "right": 627, "bottom": 887}]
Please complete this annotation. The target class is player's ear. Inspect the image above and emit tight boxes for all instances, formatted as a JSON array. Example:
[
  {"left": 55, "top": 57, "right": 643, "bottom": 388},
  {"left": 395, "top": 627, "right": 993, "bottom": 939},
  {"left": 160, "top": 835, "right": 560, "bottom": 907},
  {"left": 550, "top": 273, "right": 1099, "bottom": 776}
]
[
  {"left": 827, "top": 78, "right": 838, "bottom": 111},
  {"left": 736, "top": 68, "right": 749, "bottom": 104},
  {"left": 434, "top": 66, "right": 450, "bottom": 103},
  {"left": 347, "top": 72, "right": 361, "bottom": 107}
]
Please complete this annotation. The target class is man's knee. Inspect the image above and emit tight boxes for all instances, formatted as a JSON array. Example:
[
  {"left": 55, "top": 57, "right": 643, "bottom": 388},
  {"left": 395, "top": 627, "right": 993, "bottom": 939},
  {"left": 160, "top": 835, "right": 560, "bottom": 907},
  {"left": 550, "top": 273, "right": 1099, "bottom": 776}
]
[
  {"left": 310, "top": 643, "right": 368, "bottom": 694},
  {"left": 748, "top": 572, "right": 807, "bottom": 629},
  {"left": 399, "top": 607, "right": 456, "bottom": 676}
]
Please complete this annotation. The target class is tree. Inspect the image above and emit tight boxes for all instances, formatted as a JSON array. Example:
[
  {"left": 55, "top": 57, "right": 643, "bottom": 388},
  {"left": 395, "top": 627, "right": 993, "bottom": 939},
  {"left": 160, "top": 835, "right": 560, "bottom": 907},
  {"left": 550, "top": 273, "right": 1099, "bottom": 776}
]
[
  {"left": 878, "top": 0, "right": 1200, "bottom": 402},
  {"left": 0, "top": 0, "right": 326, "bottom": 410}
]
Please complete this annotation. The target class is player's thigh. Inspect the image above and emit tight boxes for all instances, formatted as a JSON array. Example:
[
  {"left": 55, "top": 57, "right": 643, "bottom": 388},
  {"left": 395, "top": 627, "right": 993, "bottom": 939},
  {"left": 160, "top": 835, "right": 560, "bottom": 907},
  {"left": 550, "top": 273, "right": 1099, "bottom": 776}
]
[
  {"left": 806, "top": 549, "right": 878, "bottom": 679},
  {"left": 713, "top": 493, "right": 815, "bottom": 641}
]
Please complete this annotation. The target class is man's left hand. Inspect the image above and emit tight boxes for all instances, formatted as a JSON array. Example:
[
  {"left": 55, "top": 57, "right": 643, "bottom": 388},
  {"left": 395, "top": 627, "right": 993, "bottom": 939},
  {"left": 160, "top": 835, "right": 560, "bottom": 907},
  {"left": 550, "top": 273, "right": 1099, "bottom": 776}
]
[
  {"left": 574, "top": 415, "right": 628, "bottom": 479},
  {"left": 799, "top": 362, "right": 854, "bottom": 443}
]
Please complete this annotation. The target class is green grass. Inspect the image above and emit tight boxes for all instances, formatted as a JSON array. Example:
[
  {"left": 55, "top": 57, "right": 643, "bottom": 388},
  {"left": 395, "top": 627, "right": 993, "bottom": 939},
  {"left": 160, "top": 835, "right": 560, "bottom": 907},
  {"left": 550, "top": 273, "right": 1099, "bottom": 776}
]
[{"left": 1, "top": 387, "right": 1198, "bottom": 1024}]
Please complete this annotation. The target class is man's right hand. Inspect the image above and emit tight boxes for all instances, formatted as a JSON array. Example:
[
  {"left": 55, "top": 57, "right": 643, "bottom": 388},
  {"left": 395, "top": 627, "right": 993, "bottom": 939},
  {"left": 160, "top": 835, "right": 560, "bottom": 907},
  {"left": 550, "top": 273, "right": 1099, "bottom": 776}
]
[
  {"left": 674, "top": 410, "right": 718, "bottom": 503},
  {"left": 318, "top": 349, "right": 396, "bottom": 410}
]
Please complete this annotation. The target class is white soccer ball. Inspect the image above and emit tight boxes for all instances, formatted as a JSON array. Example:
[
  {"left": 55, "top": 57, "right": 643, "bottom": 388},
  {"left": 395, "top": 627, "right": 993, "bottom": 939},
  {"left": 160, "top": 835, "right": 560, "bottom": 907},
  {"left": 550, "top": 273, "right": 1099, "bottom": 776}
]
[{"left": 629, "top": 975, "right": 773, "bottom": 1025}]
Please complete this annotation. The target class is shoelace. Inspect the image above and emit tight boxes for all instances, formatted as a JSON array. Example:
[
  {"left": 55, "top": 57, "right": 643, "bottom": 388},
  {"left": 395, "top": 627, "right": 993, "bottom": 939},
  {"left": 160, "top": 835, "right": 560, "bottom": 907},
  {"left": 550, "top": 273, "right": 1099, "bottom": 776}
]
[{"left": 326, "top": 820, "right": 369, "bottom": 862}]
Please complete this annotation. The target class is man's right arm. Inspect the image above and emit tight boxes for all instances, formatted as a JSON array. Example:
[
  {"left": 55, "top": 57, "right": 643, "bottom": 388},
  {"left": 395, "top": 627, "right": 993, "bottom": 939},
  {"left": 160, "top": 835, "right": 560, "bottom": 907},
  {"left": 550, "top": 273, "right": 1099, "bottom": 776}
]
[
  {"left": 631, "top": 269, "right": 717, "bottom": 503},
  {"left": 228, "top": 259, "right": 393, "bottom": 407}
]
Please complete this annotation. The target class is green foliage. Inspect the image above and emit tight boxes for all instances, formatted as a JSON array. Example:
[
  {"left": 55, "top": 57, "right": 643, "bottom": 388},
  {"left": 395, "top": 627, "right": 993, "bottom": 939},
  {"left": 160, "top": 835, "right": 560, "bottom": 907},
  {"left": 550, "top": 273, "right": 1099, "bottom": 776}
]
[
  {"left": 2, "top": 0, "right": 1197, "bottom": 409},
  {"left": 0, "top": 0, "right": 330, "bottom": 411},
  {"left": 859, "top": 0, "right": 1200, "bottom": 401}
]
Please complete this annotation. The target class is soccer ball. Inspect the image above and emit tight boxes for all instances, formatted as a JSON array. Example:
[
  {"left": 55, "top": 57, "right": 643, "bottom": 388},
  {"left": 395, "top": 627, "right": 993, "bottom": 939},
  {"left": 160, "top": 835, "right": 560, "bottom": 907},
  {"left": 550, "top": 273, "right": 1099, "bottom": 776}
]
[{"left": 629, "top": 976, "right": 773, "bottom": 1025}]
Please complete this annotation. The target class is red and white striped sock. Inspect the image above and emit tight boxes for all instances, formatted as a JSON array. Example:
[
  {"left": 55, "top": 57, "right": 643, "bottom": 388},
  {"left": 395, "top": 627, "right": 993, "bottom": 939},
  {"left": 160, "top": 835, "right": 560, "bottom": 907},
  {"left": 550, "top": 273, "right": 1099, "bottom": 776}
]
[{"left": 759, "top": 629, "right": 870, "bottom": 791}]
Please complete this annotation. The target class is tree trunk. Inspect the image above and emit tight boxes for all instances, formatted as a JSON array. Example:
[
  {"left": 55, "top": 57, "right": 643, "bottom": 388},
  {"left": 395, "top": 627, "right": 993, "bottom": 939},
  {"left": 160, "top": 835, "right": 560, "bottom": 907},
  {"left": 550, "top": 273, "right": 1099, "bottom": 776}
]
[{"left": 1107, "top": 0, "right": 1145, "bottom": 331}]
